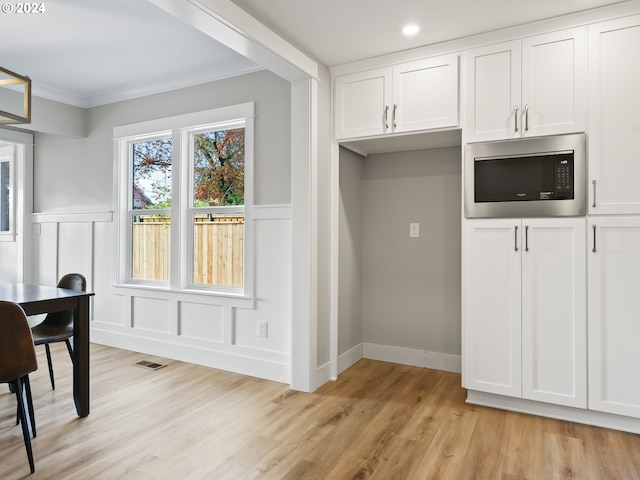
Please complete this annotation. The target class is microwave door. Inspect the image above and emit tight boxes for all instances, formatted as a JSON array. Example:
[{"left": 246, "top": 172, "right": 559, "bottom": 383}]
[{"left": 474, "top": 156, "right": 543, "bottom": 203}]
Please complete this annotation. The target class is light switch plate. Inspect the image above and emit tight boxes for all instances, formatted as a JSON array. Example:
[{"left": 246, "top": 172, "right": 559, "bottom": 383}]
[{"left": 410, "top": 223, "right": 420, "bottom": 238}]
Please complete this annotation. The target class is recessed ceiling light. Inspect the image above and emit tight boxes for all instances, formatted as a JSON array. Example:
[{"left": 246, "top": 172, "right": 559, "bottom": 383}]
[{"left": 402, "top": 25, "right": 420, "bottom": 36}]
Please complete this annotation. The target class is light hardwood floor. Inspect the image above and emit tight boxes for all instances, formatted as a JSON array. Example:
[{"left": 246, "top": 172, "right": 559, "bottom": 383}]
[{"left": 1, "top": 343, "right": 640, "bottom": 479}]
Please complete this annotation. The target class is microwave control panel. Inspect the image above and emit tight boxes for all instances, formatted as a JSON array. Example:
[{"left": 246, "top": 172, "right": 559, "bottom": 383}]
[{"left": 554, "top": 159, "right": 573, "bottom": 198}]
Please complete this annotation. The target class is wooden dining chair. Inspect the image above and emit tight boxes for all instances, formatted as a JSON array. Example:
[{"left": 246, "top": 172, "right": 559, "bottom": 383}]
[
  {"left": 31, "top": 273, "right": 86, "bottom": 390},
  {"left": 0, "top": 301, "right": 38, "bottom": 474}
]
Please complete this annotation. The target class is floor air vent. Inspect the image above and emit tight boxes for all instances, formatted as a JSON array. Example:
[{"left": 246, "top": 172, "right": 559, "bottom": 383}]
[{"left": 134, "top": 360, "right": 166, "bottom": 370}]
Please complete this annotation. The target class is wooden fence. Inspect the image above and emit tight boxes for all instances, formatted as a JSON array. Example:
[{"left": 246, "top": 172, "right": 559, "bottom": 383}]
[{"left": 132, "top": 217, "right": 244, "bottom": 287}]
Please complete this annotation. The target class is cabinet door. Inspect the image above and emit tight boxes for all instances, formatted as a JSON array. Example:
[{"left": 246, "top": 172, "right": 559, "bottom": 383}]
[
  {"left": 521, "top": 28, "right": 586, "bottom": 137},
  {"left": 588, "top": 16, "right": 640, "bottom": 215},
  {"left": 392, "top": 54, "right": 459, "bottom": 133},
  {"left": 589, "top": 217, "right": 640, "bottom": 418},
  {"left": 521, "top": 218, "right": 587, "bottom": 408},
  {"left": 334, "top": 67, "right": 391, "bottom": 140},
  {"left": 463, "top": 41, "right": 521, "bottom": 142},
  {"left": 463, "top": 219, "right": 522, "bottom": 397}
]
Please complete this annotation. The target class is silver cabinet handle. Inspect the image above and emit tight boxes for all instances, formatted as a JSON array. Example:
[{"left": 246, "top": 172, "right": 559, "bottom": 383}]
[
  {"left": 524, "top": 104, "right": 529, "bottom": 131},
  {"left": 514, "top": 106, "right": 519, "bottom": 132},
  {"left": 525, "top": 225, "right": 529, "bottom": 251},
  {"left": 592, "top": 224, "right": 597, "bottom": 253},
  {"left": 592, "top": 179, "right": 597, "bottom": 208},
  {"left": 392, "top": 104, "right": 398, "bottom": 128},
  {"left": 384, "top": 105, "right": 389, "bottom": 129},
  {"left": 514, "top": 225, "right": 519, "bottom": 252}
]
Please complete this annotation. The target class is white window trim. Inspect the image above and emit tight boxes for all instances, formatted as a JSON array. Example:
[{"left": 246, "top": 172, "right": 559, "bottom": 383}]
[{"left": 113, "top": 102, "right": 255, "bottom": 301}]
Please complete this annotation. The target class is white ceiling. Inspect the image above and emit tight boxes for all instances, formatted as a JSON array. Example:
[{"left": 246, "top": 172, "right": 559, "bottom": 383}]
[
  {"left": 0, "top": 0, "right": 260, "bottom": 107},
  {"left": 0, "top": 0, "right": 633, "bottom": 108},
  {"left": 232, "top": 0, "right": 632, "bottom": 66}
]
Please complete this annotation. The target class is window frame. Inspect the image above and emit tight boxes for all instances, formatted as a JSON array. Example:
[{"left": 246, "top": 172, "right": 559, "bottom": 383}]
[{"left": 114, "top": 103, "right": 254, "bottom": 299}]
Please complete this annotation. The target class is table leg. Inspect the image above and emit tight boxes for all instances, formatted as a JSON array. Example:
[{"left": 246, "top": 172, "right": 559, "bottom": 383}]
[{"left": 73, "top": 296, "right": 90, "bottom": 417}]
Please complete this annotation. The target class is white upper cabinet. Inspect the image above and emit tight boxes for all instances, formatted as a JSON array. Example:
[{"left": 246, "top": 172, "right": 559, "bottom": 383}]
[
  {"left": 464, "top": 28, "right": 586, "bottom": 142},
  {"left": 333, "top": 54, "right": 459, "bottom": 140},
  {"left": 334, "top": 67, "right": 390, "bottom": 140},
  {"left": 588, "top": 15, "right": 640, "bottom": 215}
]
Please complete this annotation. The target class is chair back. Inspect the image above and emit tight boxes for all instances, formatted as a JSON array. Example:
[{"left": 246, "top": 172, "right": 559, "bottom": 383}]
[
  {"left": 58, "top": 273, "right": 86, "bottom": 293},
  {"left": 0, "top": 301, "right": 37, "bottom": 383},
  {"left": 43, "top": 273, "right": 87, "bottom": 330}
]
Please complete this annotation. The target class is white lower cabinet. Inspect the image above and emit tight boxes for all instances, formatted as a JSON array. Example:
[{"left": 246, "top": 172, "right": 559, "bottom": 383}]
[
  {"left": 463, "top": 217, "right": 587, "bottom": 408},
  {"left": 589, "top": 217, "right": 640, "bottom": 418}
]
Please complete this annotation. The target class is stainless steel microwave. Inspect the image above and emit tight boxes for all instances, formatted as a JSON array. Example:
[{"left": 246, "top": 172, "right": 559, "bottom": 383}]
[{"left": 464, "top": 133, "right": 586, "bottom": 218}]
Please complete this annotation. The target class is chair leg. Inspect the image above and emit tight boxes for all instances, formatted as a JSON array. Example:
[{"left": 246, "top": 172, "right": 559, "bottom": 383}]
[
  {"left": 14, "top": 378, "right": 35, "bottom": 473},
  {"left": 44, "top": 343, "right": 55, "bottom": 390},
  {"left": 23, "top": 375, "right": 36, "bottom": 438},
  {"left": 65, "top": 338, "right": 74, "bottom": 364}
]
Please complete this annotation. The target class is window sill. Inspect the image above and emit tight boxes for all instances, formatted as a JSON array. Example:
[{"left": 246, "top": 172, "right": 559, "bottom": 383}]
[{"left": 110, "top": 283, "right": 254, "bottom": 309}]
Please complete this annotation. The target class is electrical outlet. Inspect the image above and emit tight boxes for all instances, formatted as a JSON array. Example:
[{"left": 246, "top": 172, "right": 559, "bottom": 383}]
[
  {"left": 410, "top": 223, "right": 420, "bottom": 238},
  {"left": 257, "top": 320, "right": 268, "bottom": 338}
]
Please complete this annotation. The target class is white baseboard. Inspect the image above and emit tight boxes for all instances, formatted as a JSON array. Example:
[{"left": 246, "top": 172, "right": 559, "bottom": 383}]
[
  {"left": 91, "top": 327, "right": 290, "bottom": 385},
  {"left": 338, "top": 343, "right": 363, "bottom": 374},
  {"left": 467, "top": 390, "right": 640, "bottom": 435},
  {"left": 333, "top": 342, "right": 461, "bottom": 375},
  {"left": 363, "top": 342, "right": 461, "bottom": 373}
]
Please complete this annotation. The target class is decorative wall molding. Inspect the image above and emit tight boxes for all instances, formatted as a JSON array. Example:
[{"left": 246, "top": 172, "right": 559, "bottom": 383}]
[{"left": 32, "top": 211, "right": 113, "bottom": 223}]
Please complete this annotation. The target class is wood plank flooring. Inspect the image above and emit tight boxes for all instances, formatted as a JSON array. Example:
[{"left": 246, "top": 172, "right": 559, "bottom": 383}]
[{"left": 1, "top": 343, "right": 640, "bottom": 479}]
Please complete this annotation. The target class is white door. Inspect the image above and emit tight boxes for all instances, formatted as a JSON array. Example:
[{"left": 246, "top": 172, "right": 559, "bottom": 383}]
[
  {"left": 521, "top": 218, "right": 587, "bottom": 408},
  {"left": 589, "top": 217, "right": 640, "bottom": 418},
  {"left": 334, "top": 67, "right": 391, "bottom": 140},
  {"left": 392, "top": 54, "right": 459, "bottom": 133},
  {"left": 521, "top": 28, "right": 586, "bottom": 137},
  {"left": 463, "top": 219, "right": 522, "bottom": 397},
  {"left": 463, "top": 40, "right": 521, "bottom": 142},
  {"left": 588, "top": 16, "right": 640, "bottom": 214}
]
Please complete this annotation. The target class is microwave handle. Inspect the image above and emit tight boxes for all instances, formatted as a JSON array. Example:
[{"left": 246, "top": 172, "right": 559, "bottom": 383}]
[
  {"left": 514, "top": 106, "right": 519, "bottom": 133},
  {"left": 592, "top": 179, "right": 597, "bottom": 208}
]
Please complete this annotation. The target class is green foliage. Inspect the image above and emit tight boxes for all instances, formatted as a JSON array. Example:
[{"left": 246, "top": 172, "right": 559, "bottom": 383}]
[
  {"left": 193, "top": 128, "right": 244, "bottom": 206},
  {"left": 131, "top": 128, "right": 244, "bottom": 210}
]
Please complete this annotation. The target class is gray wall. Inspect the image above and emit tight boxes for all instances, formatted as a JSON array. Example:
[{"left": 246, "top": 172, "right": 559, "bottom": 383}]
[
  {"left": 339, "top": 146, "right": 462, "bottom": 358},
  {"left": 33, "top": 69, "right": 291, "bottom": 213},
  {"left": 362, "top": 147, "right": 461, "bottom": 355},
  {"left": 338, "top": 147, "right": 365, "bottom": 354}
]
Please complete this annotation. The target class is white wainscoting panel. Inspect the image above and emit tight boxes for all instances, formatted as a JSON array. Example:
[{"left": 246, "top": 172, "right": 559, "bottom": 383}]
[
  {"left": 179, "top": 302, "right": 223, "bottom": 342},
  {"left": 132, "top": 296, "right": 172, "bottom": 333},
  {"left": 32, "top": 221, "right": 58, "bottom": 286},
  {"left": 33, "top": 207, "right": 294, "bottom": 384},
  {"left": 234, "top": 215, "right": 291, "bottom": 354},
  {"left": 57, "top": 222, "right": 93, "bottom": 286}
]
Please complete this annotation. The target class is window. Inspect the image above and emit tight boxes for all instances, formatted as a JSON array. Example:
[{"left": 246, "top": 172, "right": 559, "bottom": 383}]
[
  {"left": 0, "top": 143, "right": 14, "bottom": 236},
  {"left": 115, "top": 103, "right": 254, "bottom": 296}
]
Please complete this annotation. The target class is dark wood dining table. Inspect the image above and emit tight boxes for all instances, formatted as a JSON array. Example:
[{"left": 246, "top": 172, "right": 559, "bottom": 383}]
[{"left": 0, "top": 283, "right": 94, "bottom": 417}]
